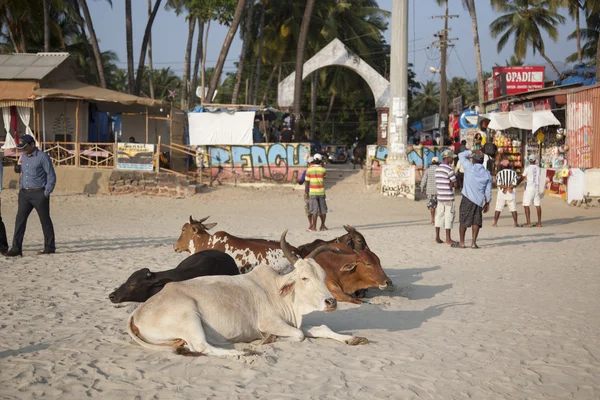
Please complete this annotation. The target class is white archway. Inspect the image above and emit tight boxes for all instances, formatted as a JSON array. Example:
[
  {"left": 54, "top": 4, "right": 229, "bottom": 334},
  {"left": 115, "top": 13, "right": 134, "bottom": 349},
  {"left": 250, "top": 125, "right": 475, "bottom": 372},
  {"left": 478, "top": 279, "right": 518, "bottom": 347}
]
[{"left": 277, "top": 38, "right": 390, "bottom": 109}]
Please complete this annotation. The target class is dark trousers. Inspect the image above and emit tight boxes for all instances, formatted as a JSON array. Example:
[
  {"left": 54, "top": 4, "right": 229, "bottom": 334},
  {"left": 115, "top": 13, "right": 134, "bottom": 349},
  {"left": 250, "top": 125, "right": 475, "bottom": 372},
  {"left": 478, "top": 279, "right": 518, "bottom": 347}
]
[
  {"left": 0, "top": 197, "right": 8, "bottom": 252},
  {"left": 12, "top": 190, "right": 55, "bottom": 251}
]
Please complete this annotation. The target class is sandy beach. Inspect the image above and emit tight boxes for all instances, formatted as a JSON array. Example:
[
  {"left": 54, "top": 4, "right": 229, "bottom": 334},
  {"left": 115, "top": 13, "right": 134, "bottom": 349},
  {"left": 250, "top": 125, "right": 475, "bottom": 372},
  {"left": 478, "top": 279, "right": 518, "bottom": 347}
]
[{"left": 1, "top": 180, "right": 599, "bottom": 399}]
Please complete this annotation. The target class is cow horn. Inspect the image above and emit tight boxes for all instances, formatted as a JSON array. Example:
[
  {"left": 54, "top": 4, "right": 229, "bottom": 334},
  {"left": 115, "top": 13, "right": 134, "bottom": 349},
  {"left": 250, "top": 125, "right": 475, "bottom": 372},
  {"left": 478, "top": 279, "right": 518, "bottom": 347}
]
[
  {"left": 307, "top": 245, "right": 336, "bottom": 260},
  {"left": 189, "top": 215, "right": 195, "bottom": 224},
  {"left": 198, "top": 216, "right": 210, "bottom": 223},
  {"left": 343, "top": 225, "right": 355, "bottom": 233},
  {"left": 280, "top": 230, "right": 299, "bottom": 264}
]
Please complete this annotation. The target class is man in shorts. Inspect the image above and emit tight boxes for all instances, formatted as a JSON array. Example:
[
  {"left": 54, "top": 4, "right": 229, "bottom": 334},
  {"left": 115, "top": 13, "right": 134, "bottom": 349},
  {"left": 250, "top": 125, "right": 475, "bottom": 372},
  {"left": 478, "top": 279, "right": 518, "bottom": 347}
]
[
  {"left": 434, "top": 150, "right": 458, "bottom": 245},
  {"left": 297, "top": 156, "right": 314, "bottom": 230},
  {"left": 522, "top": 154, "right": 543, "bottom": 227},
  {"left": 305, "top": 153, "right": 328, "bottom": 231},
  {"left": 493, "top": 160, "right": 519, "bottom": 227},
  {"left": 454, "top": 150, "right": 492, "bottom": 249},
  {"left": 420, "top": 157, "right": 439, "bottom": 225}
]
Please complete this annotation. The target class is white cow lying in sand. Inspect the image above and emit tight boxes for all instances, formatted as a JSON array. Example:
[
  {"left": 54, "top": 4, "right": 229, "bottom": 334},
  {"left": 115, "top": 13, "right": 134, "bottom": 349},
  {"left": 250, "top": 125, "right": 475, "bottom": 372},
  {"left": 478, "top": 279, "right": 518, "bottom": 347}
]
[{"left": 128, "top": 231, "right": 368, "bottom": 357}]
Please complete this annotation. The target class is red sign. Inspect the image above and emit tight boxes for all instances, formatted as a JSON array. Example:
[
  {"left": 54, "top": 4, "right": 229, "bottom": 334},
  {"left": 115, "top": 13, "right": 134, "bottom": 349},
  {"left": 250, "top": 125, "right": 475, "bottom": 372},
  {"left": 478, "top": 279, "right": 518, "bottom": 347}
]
[{"left": 493, "top": 66, "right": 545, "bottom": 95}]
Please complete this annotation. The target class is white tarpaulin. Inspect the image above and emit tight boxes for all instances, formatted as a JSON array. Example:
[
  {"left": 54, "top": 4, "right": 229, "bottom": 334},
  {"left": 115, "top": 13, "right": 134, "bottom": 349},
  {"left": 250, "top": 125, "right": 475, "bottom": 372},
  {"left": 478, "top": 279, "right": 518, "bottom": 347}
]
[
  {"left": 486, "top": 110, "right": 560, "bottom": 133},
  {"left": 188, "top": 111, "right": 255, "bottom": 145}
]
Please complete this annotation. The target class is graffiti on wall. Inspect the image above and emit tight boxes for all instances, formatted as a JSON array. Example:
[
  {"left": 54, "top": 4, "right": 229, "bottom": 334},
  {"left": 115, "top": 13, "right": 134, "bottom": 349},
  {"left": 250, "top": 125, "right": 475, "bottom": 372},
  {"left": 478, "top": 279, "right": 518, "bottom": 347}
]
[
  {"left": 203, "top": 143, "right": 309, "bottom": 183},
  {"left": 381, "top": 164, "right": 416, "bottom": 199},
  {"left": 367, "top": 145, "right": 454, "bottom": 170}
]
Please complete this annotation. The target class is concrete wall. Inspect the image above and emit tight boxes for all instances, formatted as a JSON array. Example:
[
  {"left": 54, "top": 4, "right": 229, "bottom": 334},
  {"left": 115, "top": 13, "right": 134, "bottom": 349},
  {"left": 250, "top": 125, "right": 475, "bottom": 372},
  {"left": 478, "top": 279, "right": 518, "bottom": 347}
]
[
  {"left": 366, "top": 144, "right": 453, "bottom": 185},
  {"left": 2, "top": 166, "right": 111, "bottom": 194},
  {"left": 202, "top": 143, "right": 310, "bottom": 185}
]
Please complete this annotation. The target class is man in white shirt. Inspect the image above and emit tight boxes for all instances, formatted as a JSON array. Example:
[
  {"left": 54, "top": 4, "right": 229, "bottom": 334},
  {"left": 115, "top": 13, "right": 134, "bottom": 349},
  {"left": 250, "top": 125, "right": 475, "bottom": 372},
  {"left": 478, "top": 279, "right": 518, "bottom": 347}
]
[{"left": 522, "top": 154, "right": 543, "bottom": 227}]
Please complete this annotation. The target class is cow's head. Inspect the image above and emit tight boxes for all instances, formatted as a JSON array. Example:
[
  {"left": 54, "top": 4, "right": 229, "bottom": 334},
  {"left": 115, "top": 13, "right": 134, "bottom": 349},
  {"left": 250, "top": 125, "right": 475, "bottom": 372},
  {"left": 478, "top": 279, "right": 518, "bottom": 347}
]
[
  {"left": 339, "top": 225, "right": 368, "bottom": 251},
  {"left": 109, "top": 268, "right": 165, "bottom": 303},
  {"left": 279, "top": 230, "right": 337, "bottom": 314},
  {"left": 336, "top": 246, "right": 392, "bottom": 290},
  {"left": 173, "top": 216, "right": 217, "bottom": 253}
]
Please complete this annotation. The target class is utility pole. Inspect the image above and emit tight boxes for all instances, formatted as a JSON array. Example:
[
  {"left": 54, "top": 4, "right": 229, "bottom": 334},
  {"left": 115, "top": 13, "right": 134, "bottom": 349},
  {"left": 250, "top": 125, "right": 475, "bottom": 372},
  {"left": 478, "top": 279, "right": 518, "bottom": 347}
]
[
  {"left": 432, "top": 1, "right": 458, "bottom": 142},
  {"left": 381, "top": 0, "right": 416, "bottom": 199}
]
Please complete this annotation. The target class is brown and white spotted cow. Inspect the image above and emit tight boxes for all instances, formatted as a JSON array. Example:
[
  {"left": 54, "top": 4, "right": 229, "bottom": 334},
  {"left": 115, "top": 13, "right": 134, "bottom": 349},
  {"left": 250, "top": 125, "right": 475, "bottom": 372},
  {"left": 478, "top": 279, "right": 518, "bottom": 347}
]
[{"left": 173, "top": 216, "right": 301, "bottom": 274}]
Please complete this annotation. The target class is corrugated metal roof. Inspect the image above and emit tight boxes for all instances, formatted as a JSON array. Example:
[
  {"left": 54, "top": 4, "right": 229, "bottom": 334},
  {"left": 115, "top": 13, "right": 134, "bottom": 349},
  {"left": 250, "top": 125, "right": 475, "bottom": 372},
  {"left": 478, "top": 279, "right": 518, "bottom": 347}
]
[{"left": 0, "top": 53, "right": 70, "bottom": 80}]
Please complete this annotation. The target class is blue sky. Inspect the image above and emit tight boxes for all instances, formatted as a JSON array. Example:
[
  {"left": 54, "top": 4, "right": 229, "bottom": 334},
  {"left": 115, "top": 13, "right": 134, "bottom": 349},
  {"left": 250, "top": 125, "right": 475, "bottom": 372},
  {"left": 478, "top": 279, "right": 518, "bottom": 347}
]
[{"left": 88, "top": 0, "right": 580, "bottom": 87}]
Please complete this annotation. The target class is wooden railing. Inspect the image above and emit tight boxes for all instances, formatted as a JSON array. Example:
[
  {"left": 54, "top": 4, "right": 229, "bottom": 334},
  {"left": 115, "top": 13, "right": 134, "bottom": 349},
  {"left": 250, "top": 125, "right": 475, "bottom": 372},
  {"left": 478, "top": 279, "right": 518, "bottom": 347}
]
[
  {"left": 78, "top": 143, "right": 115, "bottom": 168},
  {"left": 42, "top": 142, "right": 77, "bottom": 166}
]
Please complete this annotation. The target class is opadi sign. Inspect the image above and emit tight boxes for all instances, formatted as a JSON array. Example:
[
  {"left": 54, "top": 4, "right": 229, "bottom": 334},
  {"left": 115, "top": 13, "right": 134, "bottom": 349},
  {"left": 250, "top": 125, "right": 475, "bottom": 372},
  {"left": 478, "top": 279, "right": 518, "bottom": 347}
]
[{"left": 493, "top": 66, "right": 545, "bottom": 95}]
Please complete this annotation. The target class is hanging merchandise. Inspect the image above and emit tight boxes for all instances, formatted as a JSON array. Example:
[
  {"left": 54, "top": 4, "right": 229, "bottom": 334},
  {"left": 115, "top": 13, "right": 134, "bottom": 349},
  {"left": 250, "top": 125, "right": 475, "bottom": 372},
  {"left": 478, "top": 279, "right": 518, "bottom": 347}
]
[{"left": 495, "top": 128, "right": 523, "bottom": 173}]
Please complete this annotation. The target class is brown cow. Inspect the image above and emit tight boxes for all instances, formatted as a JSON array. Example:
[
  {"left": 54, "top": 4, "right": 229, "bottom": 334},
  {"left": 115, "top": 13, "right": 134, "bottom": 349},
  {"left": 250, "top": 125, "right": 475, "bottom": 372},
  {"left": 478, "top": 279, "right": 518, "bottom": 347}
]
[
  {"left": 173, "top": 216, "right": 301, "bottom": 274},
  {"left": 283, "top": 240, "right": 393, "bottom": 305},
  {"left": 297, "top": 225, "right": 368, "bottom": 258}
]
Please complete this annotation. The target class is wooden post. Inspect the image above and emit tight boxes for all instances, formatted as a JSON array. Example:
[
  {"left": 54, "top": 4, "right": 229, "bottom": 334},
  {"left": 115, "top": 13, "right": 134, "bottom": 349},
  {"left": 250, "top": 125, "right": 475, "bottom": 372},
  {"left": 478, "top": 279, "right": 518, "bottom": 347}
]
[
  {"left": 145, "top": 107, "right": 149, "bottom": 143},
  {"left": 156, "top": 135, "right": 161, "bottom": 172},
  {"left": 261, "top": 110, "right": 267, "bottom": 142},
  {"left": 75, "top": 100, "right": 80, "bottom": 167},
  {"left": 169, "top": 102, "right": 173, "bottom": 146}
]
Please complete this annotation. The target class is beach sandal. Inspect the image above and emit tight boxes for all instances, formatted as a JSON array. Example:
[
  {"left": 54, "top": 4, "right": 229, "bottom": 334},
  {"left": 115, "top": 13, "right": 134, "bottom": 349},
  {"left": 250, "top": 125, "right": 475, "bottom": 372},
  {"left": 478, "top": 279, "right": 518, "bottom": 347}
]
[
  {"left": 451, "top": 243, "right": 466, "bottom": 249},
  {"left": 448, "top": 241, "right": 459, "bottom": 246},
  {"left": 471, "top": 244, "right": 480, "bottom": 249}
]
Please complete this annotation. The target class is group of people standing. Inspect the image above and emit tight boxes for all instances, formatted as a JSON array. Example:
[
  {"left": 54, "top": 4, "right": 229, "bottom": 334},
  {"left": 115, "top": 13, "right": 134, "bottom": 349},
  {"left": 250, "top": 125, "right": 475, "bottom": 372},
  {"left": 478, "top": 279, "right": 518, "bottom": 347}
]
[
  {"left": 421, "top": 142, "right": 544, "bottom": 249},
  {"left": 0, "top": 135, "right": 57, "bottom": 257}
]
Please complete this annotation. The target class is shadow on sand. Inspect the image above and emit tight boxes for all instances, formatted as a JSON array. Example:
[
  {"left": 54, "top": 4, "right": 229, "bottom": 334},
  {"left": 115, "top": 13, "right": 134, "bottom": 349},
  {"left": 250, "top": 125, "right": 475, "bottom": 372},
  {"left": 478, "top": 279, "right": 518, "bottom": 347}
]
[
  {"left": 0, "top": 343, "right": 50, "bottom": 359},
  {"left": 53, "top": 236, "right": 174, "bottom": 254}
]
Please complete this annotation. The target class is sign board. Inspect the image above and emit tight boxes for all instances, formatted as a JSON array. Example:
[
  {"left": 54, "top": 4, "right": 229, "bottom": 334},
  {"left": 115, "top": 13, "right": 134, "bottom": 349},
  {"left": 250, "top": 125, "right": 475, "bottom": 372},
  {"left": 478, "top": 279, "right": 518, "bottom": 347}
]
[
  {"left": 453, "top": 96, "right": 463, "bottom": 115},
  {"left": 381, "top": 163, "right": 416, "bottom": 199},
  {"left": 493, "top": 66, "right": 545, "bottom": 96},
  {"left": 116, "top": 143, "right": 155, "bottom": 171},
  {"left": 421, "top": 113, "right": 440, "bottom": 131}
]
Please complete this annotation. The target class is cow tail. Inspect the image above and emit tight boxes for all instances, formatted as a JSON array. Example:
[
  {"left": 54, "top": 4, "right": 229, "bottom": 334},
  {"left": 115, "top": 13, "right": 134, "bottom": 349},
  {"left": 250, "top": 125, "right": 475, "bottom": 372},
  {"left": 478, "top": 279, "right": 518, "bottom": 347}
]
[{"left": 127, "top": 313, "right": 187, "bottom": 353}]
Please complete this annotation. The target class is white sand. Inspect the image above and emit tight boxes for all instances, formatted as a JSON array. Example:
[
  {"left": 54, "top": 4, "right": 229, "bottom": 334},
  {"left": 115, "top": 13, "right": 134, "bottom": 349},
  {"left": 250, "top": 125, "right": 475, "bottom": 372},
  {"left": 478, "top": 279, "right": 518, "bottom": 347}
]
[{"left": 1, "top": 180, "right": 599, "bottom": 399}]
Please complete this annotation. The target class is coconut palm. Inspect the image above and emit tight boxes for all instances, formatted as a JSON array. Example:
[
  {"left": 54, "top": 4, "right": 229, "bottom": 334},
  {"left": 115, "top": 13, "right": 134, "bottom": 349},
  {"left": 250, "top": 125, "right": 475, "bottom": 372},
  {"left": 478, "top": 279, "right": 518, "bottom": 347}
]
[
  {"left": 460, "top": 0, "right": 485, "bottom": 109},
  {"left": 78, "top": 0, "right": 109, "bottom": 88},
  {"left": 566, "top": 10, "right": 599, "bottom": 64},
  {"left": 490, "top": 0, "right": 566, "bottom": 77},
  {"left": 133, "top": 0, "right": 163, "bottom": 96},
  {"left": 205, "top": 0, "right": 247, "bottom": 103},
  {"left": 412, "top": 81, "right": 440, "bottom": 118},
  {"left": 125, "top": 0, "right": 134, "bottom": 93},
  {"left": 231, "top": 1, "right": 255, "bottom": 104},
  {"left": 293, "top": 0, "right": 317, "bottom": 119},
  {"left": 558, "top": 0, "right": 584, "bottom": 64}
]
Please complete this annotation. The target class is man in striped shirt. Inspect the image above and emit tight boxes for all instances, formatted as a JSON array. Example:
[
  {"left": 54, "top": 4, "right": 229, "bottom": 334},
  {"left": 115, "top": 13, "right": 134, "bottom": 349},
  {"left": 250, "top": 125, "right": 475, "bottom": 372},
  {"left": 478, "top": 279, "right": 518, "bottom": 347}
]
[
  {"left": 434, "top": 150, "right": 458, "bottom": 245},
  {"left": 305, "top": 153, "right": 328, "bottom": 231},
  {"left": 493, "top": 160, "right": 520, "bottom": 227}
]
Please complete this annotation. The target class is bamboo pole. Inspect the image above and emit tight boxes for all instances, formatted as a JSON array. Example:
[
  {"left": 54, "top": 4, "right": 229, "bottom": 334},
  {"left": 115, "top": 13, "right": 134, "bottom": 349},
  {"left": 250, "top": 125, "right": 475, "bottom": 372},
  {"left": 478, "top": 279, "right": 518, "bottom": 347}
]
[
  {"left": 156, "top": 135, "right": 161, "bottom": 173},
  {"left": 145, "top": 107, "right": 149, "bottom": 143},
  {"left": 148, "top": 116, "right": 170, "bottom": 121},
  {"left": 75, "top": 100, "right": 80, "bottom": 167},
  {"left": 169, "top": 101, "right": 173, "bottom": 146}
]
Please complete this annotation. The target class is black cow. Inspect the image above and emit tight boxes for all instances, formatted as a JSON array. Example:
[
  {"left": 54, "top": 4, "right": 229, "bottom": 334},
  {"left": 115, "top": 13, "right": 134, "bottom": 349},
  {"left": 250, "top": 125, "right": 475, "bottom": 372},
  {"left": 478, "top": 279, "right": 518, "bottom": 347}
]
[
  {"left": 109, "top": 250, "right": 239, "bottom": 303},
  {"left": 352, "top": 144, "right": 367, "bottom": 170}
]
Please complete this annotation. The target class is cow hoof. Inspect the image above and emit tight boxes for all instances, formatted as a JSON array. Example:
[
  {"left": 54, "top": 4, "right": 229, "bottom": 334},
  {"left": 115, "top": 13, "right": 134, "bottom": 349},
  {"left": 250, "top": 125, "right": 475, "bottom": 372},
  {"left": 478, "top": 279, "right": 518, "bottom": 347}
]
[
  {"left": 260, "top": 334, "right": 277, "bottom": 345},
  {"left": 345, "top": 337, "right": 369, "bottom": 346}
]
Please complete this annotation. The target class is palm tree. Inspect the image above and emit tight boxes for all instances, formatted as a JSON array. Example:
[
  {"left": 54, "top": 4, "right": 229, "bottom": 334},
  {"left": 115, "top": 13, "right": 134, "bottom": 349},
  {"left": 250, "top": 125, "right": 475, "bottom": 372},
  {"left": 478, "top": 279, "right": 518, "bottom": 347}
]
[
  {"left": 125, "top": 0, "right": 134, "bottom": 93},
  {"left": 190, "top": 17, "right": 203, "bottom": 107},
  {"left": 133, "top": 0, "right": 163, "bottom": 96},
  {"left": 583, "top": 0, "right": 600, "bottom": 77},
  {"left": 293, "top": 0, "right": 317, "bottom": 120},
  {"left": 232, "top": 0, "right": 255, "bottom": 104},
  {"left": 78, "top": 0, "right": 108, "bottom": 88},
  {"left": 566, "top": 11, "right": 599, "bottom": 64},
  {"left": 412, "top": 81, "right": 440, "bottom": 118},
  {"left": 490, "top": 0, "right": 566, "bottom": 77},
  {"left": 252, "top": 0, "right": 266, "bottom": 104},
  {"left": 205, "top": 0, "right": 247, "bottom": 103},
  {"left": 560, "top": 0, "right": 584, "bottom": 64},
  {"left": 147, "top": 0, "right": 155, "bottom": 99},
  {"left": 460, "top": 0, "right": 484, "bottom": 110},
  {"left": 43, "top": 0, "right": 50, "bottom": 52}
]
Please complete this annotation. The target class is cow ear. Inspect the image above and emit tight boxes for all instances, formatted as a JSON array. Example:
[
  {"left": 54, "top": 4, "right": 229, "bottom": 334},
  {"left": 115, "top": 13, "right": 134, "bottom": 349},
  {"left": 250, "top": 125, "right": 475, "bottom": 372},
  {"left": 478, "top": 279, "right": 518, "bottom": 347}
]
[
  {"left": 203, "top": 222, "right": 217, "bottom": 230},
  {"left": 279, "top": 280, "right": 295, "bottom": 297},
  {"left": 340, "top": 263, "right": 357, "bottom": 272}
]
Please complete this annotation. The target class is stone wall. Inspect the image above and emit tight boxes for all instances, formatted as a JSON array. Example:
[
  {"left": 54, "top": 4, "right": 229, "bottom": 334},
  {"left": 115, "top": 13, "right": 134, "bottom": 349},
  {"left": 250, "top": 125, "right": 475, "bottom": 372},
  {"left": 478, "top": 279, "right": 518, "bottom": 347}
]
[{"left": 109, "top": 171, "right": 200, "bottom": 197}]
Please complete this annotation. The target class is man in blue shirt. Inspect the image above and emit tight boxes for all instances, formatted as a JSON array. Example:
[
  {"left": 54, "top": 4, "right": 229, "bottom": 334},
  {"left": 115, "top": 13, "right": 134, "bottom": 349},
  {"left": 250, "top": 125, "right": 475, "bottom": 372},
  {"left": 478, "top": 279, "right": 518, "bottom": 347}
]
[
  {"left": 5, "top": 135, "right": 57, "bottom": 257},
  {"left": 453, "top": 149, "right": 492, "bottom": 249},
  {"left": 0, "top": 150, "right": 8, "bottom": 255}
]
